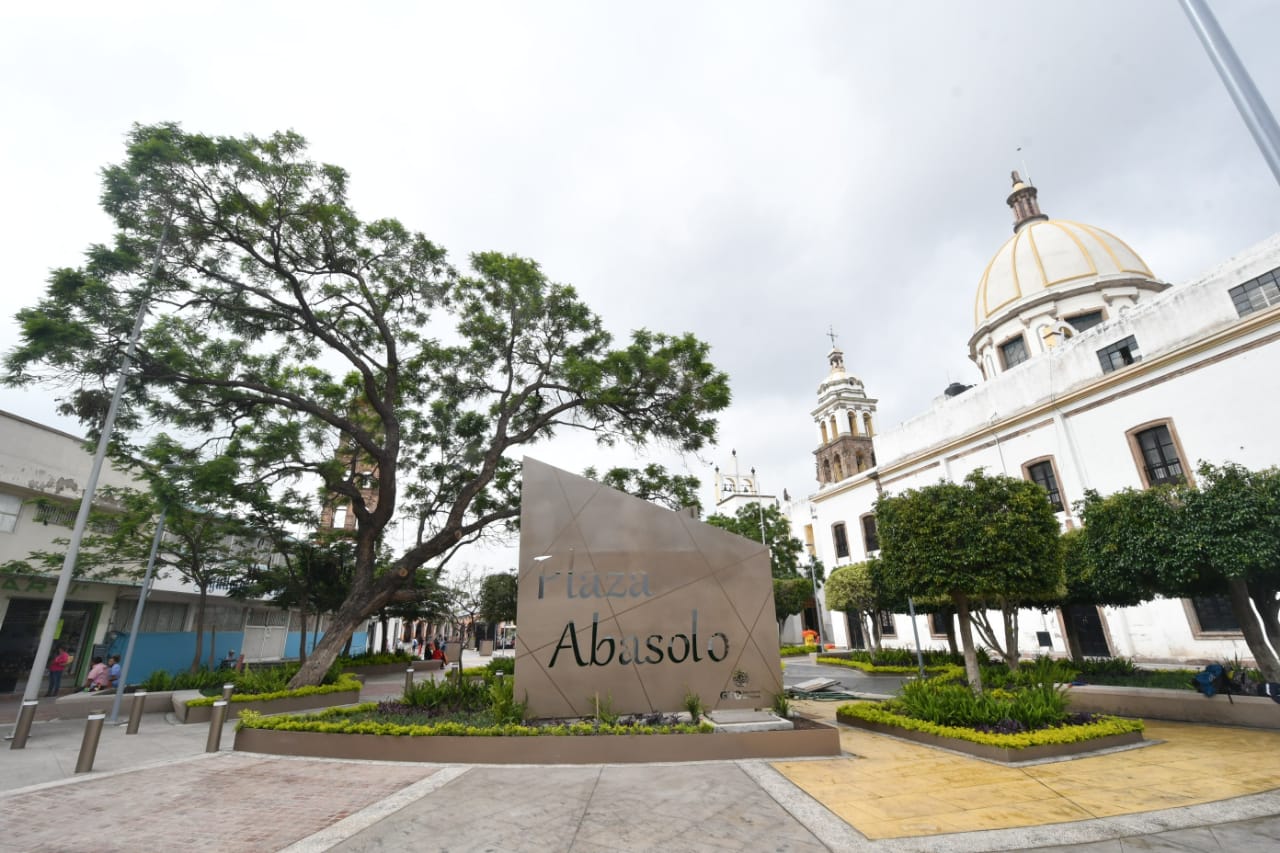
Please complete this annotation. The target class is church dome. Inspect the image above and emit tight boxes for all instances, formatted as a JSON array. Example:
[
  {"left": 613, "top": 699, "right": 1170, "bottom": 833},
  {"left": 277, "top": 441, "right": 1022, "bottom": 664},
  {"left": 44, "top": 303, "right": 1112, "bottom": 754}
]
[
  {"left": 974, "top": 219, "right": 1156, "bottom": 328},
  {"left": 968, "top": 173, "right": 1169, "bottom": 379}
]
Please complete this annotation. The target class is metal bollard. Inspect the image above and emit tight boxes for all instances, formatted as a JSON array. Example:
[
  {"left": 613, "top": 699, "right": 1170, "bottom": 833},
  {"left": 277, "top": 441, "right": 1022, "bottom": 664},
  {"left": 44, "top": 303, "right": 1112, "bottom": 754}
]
[
  {"left": 404, "top": 667, "right": 415, "bottom": 694},
  {"left": 205, "top": 700, "right": 229, "bottom": 753},
  {"left": 75, "top": 713, "right": 106, "bottom": 773},
  {"left": 126, "top": 691, "right": 147, "bottom": 735},
  {"left": 10, "top": 700, "right": 39, "bottom": 750},
  {"left": 221, "top": 682, "right": 235, "bottom": 702}
]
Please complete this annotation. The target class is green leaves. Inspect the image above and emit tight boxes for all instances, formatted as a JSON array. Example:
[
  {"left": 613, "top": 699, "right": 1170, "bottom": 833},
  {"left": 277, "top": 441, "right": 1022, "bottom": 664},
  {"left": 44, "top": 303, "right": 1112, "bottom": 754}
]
[
  {"left": 5, "top": 123, "right": 732, "bottom": 681},
  {"left": 875, "top": 470, "right": 1063, "bottom": 602}
]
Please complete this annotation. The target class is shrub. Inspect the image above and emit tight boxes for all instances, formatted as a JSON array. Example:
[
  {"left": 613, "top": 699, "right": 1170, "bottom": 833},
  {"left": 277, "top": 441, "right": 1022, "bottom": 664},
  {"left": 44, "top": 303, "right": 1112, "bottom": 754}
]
[
  {"left": 402, "top": 677, "right": 490, "bottom": 713},
  {"left": 338, "top": 651, "right": 415, "bottom": 667},
  {"left": 142, "top": 669, "right": 228, "bottom": 692},
  {"left": 486, "top": 657, "right": 515, "bottom": 676},
  {"left": 837, "top": 701, "right": 1143, "bottom": 749},
  {"left": 237, "top": 704, "right": 715, "bottom": 737},
  {"left": 186, "top": 674, "right": 361, "bottom": 707},
  {"left": 686, "top": 686, "right": 706, "bottom": 717},
  {"left": 894, "top": 675, "right": 1070, "bottom": 729},
  {"left": 488, "top": 675, "right": 525, "bottom": 725},
  {"left": 779, "top": 644, "right": 818, "bottom": 657}
]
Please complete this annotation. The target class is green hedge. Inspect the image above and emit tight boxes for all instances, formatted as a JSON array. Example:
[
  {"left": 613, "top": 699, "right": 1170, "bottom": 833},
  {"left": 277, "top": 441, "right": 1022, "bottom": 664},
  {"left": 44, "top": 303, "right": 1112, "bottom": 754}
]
[
  {"left": 236, "top": 704, "right": 714, "bottom": 737},
  {"left": 817, "top": 655, "right": 961, "bottom": 676},
  {"left": 338, "top": 651, "right": 415, "bottom": 667},
  {"left": 187, "top": 674, "right": 362, "bottom": 707},
  {"left": 836, "top": 701, "right": 1143, "bottom": 749},
  {"left": 780, "top": 645, "right": 818, "bottom": 657}
]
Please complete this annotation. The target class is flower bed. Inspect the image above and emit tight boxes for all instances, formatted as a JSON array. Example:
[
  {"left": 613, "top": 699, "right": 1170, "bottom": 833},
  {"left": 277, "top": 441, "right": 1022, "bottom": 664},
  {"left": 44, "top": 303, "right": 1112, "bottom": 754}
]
[
  {"left": 233, "top": 704, "right": 843, "bottom": 763},
  {"left": 816, "top": 655, "right": 960, "bottom": 676},
  {"left": 836, "top": 701, "right": 1144, "bottom": 762},
  {"left": 176, "top": 674, "right": 362, "bottom": 723}
]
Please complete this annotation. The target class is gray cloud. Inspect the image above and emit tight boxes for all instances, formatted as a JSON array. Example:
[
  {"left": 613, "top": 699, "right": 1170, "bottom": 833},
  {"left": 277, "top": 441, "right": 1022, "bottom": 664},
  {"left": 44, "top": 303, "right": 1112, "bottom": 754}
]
[{"left": 2, "top": 0, "right": 1278, "bottom": 567}]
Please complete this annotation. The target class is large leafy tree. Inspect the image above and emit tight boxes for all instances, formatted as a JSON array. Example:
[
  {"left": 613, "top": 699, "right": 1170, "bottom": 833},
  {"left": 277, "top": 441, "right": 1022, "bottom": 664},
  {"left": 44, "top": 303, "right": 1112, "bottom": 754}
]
[
  {"left": 875, "top": 470, "right": 1062, "bottom": 690},
  {"left": 4, "top": 124, "right": 731, "bottom": 686},
  {"left": 478, "top": 570, "right": 518, "bottom": 628},
  {"left": 1079, "top": 463, "right": 1280, "bottom": 680},
  {"left": 704, "top": 502, "right": 815, "bottom": 580},
  {"left": 582, "top": 463, "right": 702, "bottom": 513},
  {"left": 706, "top": 501, "right": 823, "bottom": 638}
]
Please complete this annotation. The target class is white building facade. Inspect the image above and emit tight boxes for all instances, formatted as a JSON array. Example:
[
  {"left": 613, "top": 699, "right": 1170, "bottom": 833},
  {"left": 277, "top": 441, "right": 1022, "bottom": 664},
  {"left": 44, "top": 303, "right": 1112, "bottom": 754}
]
[{"left": 796, "top": 174, "right": 1280, "bottom": 665}]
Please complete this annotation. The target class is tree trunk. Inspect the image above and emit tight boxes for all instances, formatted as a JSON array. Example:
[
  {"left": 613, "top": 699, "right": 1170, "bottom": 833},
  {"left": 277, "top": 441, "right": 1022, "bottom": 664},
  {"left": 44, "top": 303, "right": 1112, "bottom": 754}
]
[
  {"left": 953, "top": 592, "right": 983, "bottom": 692},
  {"left": 1060, "top": 608, "right": 1085, "bottom": 661},
  {"left": 208, "top": 627, "right": 218, "bottom": 670},
  {"left": 1227, "top": 576, "right": 1280, "bottom": 681},
  {"left": 380, "top": 614, "right": 391, "bottom": 653},
  {"left": 190, "top": 585, "right": 209, "bottom": 672},
  {"left": 1002, "top": 604, "right": 1020, "bottom": 670},
  {"left": 1248, "top": 581, "right": 1280, "bottom": 665},
  {"left": 868, "top": 611, "right": 882, "bottom": 655},
  {"left": 943, "top": 610, "right": 959, "bottom": 656},
  {"left": 969, "top": 609, "right": 1010, "bottom": 667},
  {"left": 298, "top": 606, "right": 309, "bottom": 667}
]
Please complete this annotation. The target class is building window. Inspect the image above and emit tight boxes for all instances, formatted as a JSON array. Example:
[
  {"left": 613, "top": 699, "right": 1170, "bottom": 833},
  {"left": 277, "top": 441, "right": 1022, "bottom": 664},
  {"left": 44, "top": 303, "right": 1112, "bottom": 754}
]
[
  {"left": 878, "top": 610, "right": 896, "bottom": 637},
  {"left": 34, "top": 502, "right": 78, "bottom": 527},
  {"left": 1066, "top": 310, "right": 1104, "bottom": 332},
  {"left": 929, "top": 612, "right": 951, "bottom": 638},
  {"left": 861, "top": 514, "right": 879, "bottom": 553},
  {"left": 1132, "top": 423, "right": 1185, "bottom": 486},
  {"left": 332, "top": 505, "right": 348, "bottom": 528},
  {"left": 1097, "top": 335, "right": 1141, "bottom": 373},
  {"left": 1190, "top": 595, "right": 1240, "bottom": 633},
  {"left": 0, "top": 493, "right": 21, "bottom": 533},
  {"left": 1228, "top": 266, "right": 1280, "bottom": 317},
  {"left": 1024, "top": 459, "right": 1064, "bottom": 512},
  {"left": 114, "top": 600, "right": 189, "bottom": 633},
  {"left": 832, "top": 523, "right": 850, "bottom": 559},
  {"left": 999, "top": 335, "right": 1029, "bottom": 369}
]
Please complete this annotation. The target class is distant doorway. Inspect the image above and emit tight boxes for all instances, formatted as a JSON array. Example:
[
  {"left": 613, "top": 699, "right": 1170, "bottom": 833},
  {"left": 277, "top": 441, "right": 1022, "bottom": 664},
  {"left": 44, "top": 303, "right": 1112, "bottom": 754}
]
[
  {"left": 845, "top": 612, "right": 866, "bottom": 650},
  {"left": 1063, "top": 605, "right": 1111, "bottom": 658},
  {"left": 0, "top": 598, "right": 97, "bottom": 693}
]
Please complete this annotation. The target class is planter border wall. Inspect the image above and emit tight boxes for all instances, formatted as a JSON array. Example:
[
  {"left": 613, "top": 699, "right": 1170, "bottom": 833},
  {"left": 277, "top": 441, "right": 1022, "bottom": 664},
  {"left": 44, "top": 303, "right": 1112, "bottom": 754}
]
[
  {"left": 176, "top": 688, "right": 362, "bottom": 723},
  {"left": 234, "top": 720, "right": 842, "bottom": 763},
  {"left": 55, "top": 690, "right": 175, "bottom": 716},
  {"left": 1068, "top": 685, "right": 1280, "bottom": 729},
  {"left": 836, "top": 712, "right": 1144, "bottom": 762}
]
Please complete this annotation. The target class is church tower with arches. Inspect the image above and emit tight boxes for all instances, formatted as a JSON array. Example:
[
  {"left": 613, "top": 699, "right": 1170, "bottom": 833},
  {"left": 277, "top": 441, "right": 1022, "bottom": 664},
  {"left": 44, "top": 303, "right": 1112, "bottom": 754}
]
[{"left": 811, "top": 341, "right": 877, "bottom": 487}]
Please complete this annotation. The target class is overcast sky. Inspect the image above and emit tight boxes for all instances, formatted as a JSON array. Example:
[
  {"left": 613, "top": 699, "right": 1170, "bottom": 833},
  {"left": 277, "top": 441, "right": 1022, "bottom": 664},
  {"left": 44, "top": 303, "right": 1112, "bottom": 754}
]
[{"left": 3, "top": 1, "right": 1279, "bottom": 571}]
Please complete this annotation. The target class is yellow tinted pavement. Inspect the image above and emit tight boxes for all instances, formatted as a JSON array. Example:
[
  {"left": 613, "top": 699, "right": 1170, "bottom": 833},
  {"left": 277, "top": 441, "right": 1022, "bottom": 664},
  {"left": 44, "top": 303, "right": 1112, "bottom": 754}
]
[{"left": 773, "top": 701, "right": 1280, "bottom": 840}]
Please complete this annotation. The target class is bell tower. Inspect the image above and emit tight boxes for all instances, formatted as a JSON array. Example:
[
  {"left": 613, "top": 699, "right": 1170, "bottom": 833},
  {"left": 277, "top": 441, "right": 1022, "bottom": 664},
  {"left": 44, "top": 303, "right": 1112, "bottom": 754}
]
[{"left": 811, "top": 336, "right": 877, "bottom": 487}]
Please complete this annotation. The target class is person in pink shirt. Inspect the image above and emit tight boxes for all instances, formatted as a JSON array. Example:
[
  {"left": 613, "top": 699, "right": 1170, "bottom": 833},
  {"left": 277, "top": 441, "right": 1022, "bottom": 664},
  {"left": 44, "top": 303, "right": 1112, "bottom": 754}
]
[{"left": 84, "top": 656, "right": 111, "bottom": 691}]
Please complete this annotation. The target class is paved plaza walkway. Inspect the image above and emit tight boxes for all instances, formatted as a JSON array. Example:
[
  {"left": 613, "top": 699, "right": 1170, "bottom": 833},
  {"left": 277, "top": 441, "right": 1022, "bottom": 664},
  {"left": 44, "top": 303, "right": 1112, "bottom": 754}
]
[{"left": 1, "top": 655, "right": 1278, "bottom": 852}]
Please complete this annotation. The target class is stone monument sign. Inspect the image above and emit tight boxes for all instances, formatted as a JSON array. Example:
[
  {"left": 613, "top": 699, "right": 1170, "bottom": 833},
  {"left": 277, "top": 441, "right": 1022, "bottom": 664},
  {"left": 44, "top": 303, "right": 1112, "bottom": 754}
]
[{"left": 514, "top": 457, "right": 784, "bottom": 718}]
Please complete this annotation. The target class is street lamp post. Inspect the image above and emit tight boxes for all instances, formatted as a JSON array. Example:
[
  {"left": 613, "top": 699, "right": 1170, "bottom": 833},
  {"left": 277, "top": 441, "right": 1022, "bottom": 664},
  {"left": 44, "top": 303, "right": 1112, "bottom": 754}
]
[
  {"left": 11, "top": 226, "right": 168, "bottom": 721},
  {"left": 109, "top": 505, "right": 167, "bottom": 723}
]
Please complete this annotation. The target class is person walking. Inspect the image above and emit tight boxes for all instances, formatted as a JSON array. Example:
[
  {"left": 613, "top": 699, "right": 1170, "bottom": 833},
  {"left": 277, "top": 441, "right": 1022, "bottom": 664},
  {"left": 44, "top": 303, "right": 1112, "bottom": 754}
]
[{"left": 47, "top": 646, "right": 70, "bottom": 697}]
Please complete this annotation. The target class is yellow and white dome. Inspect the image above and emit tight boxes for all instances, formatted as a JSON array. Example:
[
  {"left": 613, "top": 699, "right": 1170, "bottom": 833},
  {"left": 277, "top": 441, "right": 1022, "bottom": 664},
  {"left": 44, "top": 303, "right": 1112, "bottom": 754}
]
[
  {"left": 974, "top": 219, "right": 1155, "bottom": 328},
  {"left": 967, "top": 173, "right": 1169, "bottom": 379}
]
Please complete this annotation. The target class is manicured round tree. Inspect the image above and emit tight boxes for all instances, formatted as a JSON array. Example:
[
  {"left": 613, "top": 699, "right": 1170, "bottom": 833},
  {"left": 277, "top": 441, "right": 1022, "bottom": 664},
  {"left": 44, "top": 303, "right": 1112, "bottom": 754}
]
[{"left": 874, "top": 470, "right": 1062, "bottom": 690}]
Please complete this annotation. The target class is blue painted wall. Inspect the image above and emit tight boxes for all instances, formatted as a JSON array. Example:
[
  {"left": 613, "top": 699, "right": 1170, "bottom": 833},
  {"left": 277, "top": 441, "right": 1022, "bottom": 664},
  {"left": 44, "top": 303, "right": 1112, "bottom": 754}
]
[
  {"left": 106, "top": 629, "right": 370, "bottom": 681},
  {"left": 108, "top": 631, "right": 245, "bottom": 681}
]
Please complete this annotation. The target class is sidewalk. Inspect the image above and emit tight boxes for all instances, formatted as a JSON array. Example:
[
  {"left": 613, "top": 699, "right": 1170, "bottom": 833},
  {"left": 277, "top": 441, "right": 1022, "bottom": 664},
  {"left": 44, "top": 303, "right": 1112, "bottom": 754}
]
[{"left": 0, "top": 651, "right": 1277, "bottom": 851}]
